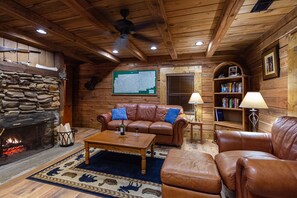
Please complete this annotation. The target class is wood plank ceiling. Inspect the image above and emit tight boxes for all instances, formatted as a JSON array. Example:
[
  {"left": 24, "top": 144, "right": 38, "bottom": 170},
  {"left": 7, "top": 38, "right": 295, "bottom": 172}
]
[{"left": 0, "top": 0, "right": 296, "bottom": 63}]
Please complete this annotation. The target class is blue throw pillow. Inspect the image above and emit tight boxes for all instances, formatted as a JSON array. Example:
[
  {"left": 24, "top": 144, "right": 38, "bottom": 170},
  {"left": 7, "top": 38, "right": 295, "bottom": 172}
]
[
  {"left": 112, "top": 108, "right": 128, "bottom": 120},
  {"left": 164, "top": 108, "right": 180, "bottom": 124}
]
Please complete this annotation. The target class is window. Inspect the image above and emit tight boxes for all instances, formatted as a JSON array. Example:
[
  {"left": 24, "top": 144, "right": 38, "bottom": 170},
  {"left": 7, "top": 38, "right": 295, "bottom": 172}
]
[{"left": 166, "top": 73, "right": 194, "bottom": 113}]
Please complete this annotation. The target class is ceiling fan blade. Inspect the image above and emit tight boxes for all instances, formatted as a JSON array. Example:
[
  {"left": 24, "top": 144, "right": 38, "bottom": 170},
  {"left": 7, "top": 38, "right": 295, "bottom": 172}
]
[
  {"left": 134, "top": 17, "right": 165, "bottom": 31},
  {"left": 132, "top": 33, "right": 157, "bottom": 43}
]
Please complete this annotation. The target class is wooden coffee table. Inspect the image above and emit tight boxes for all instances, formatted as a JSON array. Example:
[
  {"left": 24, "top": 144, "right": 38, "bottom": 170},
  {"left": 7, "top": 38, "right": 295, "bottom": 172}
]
[{"left": 84, "top": 130, "right": 156, "bottom": 175}]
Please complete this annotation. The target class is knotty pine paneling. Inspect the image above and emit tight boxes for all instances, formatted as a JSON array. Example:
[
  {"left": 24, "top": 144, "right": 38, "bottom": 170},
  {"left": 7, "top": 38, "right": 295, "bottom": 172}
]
[
  {"left": 244, "top": 12, "right": 297, "bottom": 132},
  {"left": 72, "top": 56, "right": 238, "bottom": 139},
  {"left": 0, "top": 37, "right": 55, "bottom": 68}
]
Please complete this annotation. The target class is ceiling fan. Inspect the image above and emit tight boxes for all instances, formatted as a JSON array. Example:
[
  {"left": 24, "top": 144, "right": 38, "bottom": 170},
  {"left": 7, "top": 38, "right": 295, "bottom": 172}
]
[{"left": 112, "top": 8, "right": 163, "bottom": 49}]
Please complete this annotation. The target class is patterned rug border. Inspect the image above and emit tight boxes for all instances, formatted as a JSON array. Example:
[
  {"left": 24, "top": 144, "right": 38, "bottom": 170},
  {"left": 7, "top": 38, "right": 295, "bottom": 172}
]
[{"left": 27, "top": 148, "right": 166, "bottom": 198}]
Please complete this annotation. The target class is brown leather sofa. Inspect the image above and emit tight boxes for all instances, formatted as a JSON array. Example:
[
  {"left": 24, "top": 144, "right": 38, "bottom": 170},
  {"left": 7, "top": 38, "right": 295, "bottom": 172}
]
[
  {"left": 97, "top": 103, "right": 188, "bottom": 146},
  {"left": 215, "top": 116, "right": 297, "bottom": 198}
]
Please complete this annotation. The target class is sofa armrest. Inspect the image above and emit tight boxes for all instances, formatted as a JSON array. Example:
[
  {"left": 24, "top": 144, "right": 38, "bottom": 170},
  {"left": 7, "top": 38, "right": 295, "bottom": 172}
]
[
  {"left": 97, "top": 112, "right": 112, "bottom": 131},
  {"left": 216, "top": 130, "right": 272, "bottom": 153},
  {"left": 236, "top": 157, "right": 297, "bottom": 198},
  {"left": 171, "top": 114, "right": 188, "bottom": 146}
]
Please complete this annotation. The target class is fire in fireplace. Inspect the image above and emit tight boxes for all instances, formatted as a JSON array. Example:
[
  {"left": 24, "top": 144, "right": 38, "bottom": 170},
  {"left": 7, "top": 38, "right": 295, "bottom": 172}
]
[{"left": 2, "top": 136, "right": 26, "bottom": 156}]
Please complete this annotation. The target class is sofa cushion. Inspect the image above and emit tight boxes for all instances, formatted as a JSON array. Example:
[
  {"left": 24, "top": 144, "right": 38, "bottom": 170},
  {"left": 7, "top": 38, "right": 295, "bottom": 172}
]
[
  {"left": 155, "top": 105, "right": 184, "bottom": 121},
  {"left": 107, "top": 120, "right": 133, "bottom": 130},
  {"left": 126, "top": 121, "right": 152, "bottom": 133},
  {"left": 115, "top": 104, "right": 138, "bottom": 121},
  {"left": 215, "top": 150, "right": 278, "bottom": 191},
  {"left": 111, "top": 107, "right": 127, "bottom": 120},
  {"left": 135, "top": 104, "right": 156, "bottom": 122},
  {"left": 149, "top": 121, "right": 173, "bottom": 135},
  {"left": 162, "top": 149, "right": 221, "bottom": 194}
]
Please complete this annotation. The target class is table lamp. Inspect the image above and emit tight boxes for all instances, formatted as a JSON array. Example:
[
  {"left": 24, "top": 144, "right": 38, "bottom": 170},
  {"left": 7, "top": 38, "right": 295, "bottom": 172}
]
[
  {"left": 188, "top": 92, "right": 204, "bottom": 122},
  {"left": 239, "top": 92, "right": 268, "bottom": 131}
]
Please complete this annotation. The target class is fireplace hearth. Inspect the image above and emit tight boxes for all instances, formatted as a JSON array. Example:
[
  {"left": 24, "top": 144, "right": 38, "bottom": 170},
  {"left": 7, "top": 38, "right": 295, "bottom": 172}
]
[{"left": 0, "top": 112, "right": 55, "bottom": 166}]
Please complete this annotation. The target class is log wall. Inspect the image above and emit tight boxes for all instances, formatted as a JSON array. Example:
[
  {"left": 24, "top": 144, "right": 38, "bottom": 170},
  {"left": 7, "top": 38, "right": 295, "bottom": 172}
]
[
  {"left": 244, "top": 8, "right": 297, "bottom": 132},
  {"left": 72, "top": 55, "right": 239, "bottom": 139}
]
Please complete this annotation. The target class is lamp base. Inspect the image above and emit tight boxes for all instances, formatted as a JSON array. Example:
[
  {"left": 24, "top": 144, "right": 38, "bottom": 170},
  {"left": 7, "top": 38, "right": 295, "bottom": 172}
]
[{"left": 249, "top": 108, "right": 259, "bottom": 132}]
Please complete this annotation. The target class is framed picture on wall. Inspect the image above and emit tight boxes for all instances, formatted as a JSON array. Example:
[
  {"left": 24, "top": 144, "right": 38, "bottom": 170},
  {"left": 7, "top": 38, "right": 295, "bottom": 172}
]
[{"left": 262, "top": 45, "right": 280, "bottom": 80}]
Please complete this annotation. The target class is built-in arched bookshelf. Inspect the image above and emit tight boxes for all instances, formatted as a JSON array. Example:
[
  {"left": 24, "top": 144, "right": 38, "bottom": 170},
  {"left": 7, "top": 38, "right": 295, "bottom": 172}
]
[{"left": 213, "top": 62, "right": 248, "bottom": 132}]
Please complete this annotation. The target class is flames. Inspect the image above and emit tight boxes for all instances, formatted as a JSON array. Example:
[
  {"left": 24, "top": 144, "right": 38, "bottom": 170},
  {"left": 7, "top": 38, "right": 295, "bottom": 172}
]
[
  {"left": 2, "top": 137, "right": 26, "bottom": 156},
  {"left": 6, "top": 137, "right": 22, "bottom": 144}
]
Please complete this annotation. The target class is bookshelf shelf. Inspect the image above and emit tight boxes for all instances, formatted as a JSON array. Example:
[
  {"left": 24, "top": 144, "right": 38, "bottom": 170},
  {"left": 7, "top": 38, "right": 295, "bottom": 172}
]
[
  {"left": 214, "top": 121, "right": 243, "bottom": 130},
  {"left": 214, "top": 107, "right": 242, "bottom": 111},
  {"left": 213, "top": 62, "right": 248, "bottom": 135},
  {"left": 214, "top": 76, "right": 244, "bottom": 81},
  {"left": 214, "top": 92, "right": 242, "bottom": 95}
]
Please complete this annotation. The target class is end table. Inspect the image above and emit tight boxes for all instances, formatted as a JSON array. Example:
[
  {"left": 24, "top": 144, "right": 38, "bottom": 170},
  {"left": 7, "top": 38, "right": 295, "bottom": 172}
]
[{"left": 189, "top": 121, "right": 203, "bottom": 143}]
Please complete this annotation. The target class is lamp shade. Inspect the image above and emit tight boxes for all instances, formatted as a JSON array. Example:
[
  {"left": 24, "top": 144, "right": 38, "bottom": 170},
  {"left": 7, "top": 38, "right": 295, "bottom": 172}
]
[
  {"left": 188, "top": 92, "right": 204, "bottom": 104},
  {"left": 239, "top": 92, "right": 268, "bottom": 109}
]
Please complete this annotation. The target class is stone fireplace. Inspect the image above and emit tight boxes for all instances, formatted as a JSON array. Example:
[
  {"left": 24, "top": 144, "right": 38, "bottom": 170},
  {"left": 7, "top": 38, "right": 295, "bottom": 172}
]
[{"left": 0, "top": 69, "right": 60, "bottom": 166}]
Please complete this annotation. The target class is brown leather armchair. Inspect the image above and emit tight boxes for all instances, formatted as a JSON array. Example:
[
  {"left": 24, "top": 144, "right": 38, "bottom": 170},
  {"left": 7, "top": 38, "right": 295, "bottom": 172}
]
[{"left": 215, "top": 116, "right": 297, "bottom": 198}]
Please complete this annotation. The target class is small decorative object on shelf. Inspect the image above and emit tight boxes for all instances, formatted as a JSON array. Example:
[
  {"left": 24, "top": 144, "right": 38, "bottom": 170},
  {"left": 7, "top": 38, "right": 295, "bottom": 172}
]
[
  {"left": 218, "top": 73, "right": 225, "bottom": 78},
  {"left": 228, "top": 66, "right": 238, "bottom": 76},
  {"left": 120, "top": 120, "right": 125, "bottom": 135},
  {"left": 213, "top": 61, "right": 248, "bottom": 134}
]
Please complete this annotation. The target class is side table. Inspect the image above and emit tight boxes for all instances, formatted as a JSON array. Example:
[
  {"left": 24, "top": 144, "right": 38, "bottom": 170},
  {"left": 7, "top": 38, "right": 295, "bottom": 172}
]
[{"left": 189, "top": 121, "right": 203, "bottom": 143}]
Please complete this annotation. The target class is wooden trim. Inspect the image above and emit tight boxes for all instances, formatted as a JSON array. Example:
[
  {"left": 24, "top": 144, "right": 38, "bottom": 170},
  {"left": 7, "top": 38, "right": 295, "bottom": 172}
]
[
  {"left": 166, "top": 73, "right": 195, "bottom": 77},
  {"left": 55, "top": 53, "right": 65, "bottom": 124},
  {"left": 145, "top": 0, "right": 178, "bottom": 60},
  {"left": 206, "top": 0, "right": 245, "bottom": 57},
  {"left": 62, "top": 0, "right": 147, "bottom": 62},
  {"left": 0, "top": 60, "right": 58, "bottom": 77},
  {"left": 0, "top": 0, "right": 120, "bottom": 63}
]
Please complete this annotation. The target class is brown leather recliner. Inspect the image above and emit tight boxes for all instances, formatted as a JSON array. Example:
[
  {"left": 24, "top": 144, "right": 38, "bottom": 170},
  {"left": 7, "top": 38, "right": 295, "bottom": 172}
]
[
  {"left": 215, "top": 116, "right": 297, "bottom": 198},
  {"left": 97, "top": 103, "right": 188, "bottom": 146}
]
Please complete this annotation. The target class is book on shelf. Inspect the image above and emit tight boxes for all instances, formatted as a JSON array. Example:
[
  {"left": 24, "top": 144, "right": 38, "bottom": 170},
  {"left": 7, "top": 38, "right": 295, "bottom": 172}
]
[
  {"left": 220, "top": 82, "right": 242, "bottom": 93},
  {"left": 215, "top": 109, "right": 224, "bottom": 121},
  {"left": 222, "top": 97, "right": 240, "bottom": 108}
]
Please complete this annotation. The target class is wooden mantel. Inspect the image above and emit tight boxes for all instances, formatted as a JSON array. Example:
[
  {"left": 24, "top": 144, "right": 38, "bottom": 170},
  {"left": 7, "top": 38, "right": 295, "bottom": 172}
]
[{"left": 0, "top": 61, "right": 59, "bottom": 77}]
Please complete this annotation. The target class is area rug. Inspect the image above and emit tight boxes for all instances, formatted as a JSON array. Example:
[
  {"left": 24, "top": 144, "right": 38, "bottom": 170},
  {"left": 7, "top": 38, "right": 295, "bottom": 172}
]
[{"left": 28, "top": 148, "right": 167, "bottom": 198}]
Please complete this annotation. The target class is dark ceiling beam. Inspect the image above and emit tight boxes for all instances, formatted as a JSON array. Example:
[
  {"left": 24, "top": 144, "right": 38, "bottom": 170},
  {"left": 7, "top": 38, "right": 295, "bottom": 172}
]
[
  {"left": 0, "top": 0, "right": 120, "bottom": 63},
  {"left": 0, "top": 24, "right": 92, "bottom": 63},
  {"left": 206, "top": 0, "right": 245, "bottom": 57},
  {"left": 145, "top": 0, "right": 178, "bottom": 60},
  {"left": 62, "top": 0, "right": 147, "bottom": 62}
]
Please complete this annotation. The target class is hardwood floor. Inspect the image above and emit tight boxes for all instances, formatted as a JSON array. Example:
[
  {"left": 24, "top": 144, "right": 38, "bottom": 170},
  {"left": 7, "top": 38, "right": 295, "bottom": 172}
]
[{"left": 0, "top": 128, "right": 218, "bottom": 198}]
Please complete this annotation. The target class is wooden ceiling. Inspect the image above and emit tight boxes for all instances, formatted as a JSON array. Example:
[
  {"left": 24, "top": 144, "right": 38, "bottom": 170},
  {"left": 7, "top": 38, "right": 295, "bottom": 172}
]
[{"left": 0, "top": 0, "right": 296, "bottom": 63}]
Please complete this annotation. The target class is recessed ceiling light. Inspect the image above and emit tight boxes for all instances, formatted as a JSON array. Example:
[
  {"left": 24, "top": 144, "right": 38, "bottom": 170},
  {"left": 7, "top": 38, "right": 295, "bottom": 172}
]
[
  {"left": 112, "top": 49, "right": 119, "bottom": 54},
  {"left": 36, "top": 29, "right": 47, "bottom": 34},
  {"left": 150, "top": 45, "right": 157, "bottom": 50},
  {"left": 195, "top": 41, "right": 204, "bottom": 46}
]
